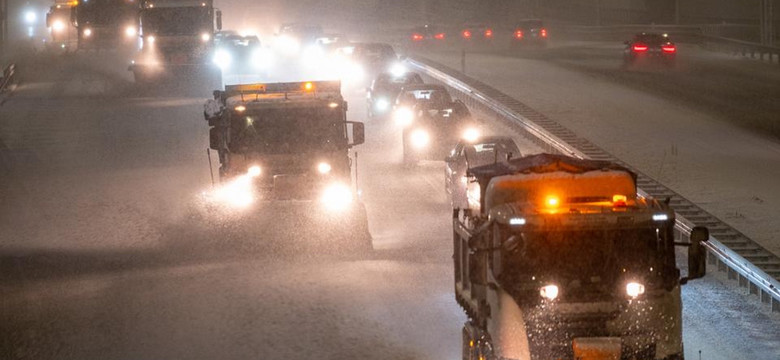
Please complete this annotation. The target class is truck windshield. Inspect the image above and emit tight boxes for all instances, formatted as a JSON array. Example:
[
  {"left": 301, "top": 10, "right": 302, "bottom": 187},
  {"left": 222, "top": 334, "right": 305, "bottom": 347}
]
[
  {"left": 76, "top": 0, "right": 137, "bottom": 25},
  {"left": 141, "top": 8, "right": 212, "bottom": 36},
  {"left": 498, "top": 226, "right": 676, "bottom": 297},
  {"left": 230, "top": 107, "right": 347, "bottom": 154}
]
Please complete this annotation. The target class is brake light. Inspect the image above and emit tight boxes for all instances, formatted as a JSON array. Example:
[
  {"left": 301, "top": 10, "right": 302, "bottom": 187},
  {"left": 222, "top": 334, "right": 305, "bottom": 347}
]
[
  {"left": 514, "top": 30, "right": 523, "bottom": 39},
  {"left": 632, "top": 43, "right": 648, "bottom": 52},
  {"left": 435, "top": 33, "right": 445, "bottom": 40},
  {"left": 412, "top": 33, "right": 423, "bottom": 41},
  {"left": 540, "top": 28, "right": 547, "bottom": 37},
  {"left": 484, "top": 29, "right": 493, "bottom": 38},
  {"left": 462, "top": 30, "right": 471, "bottom": 39},
  {"left": 661, "top": 44, "right": 676, "bottom": 53}
]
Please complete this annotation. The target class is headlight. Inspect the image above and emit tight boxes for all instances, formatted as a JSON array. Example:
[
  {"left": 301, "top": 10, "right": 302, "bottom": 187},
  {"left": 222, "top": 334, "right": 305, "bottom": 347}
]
[
  {"left": 124, "top": 25, "right": 137, "bottom": 37},
  {"left": 301, "top": 45, "right": 324, "bottom": 67},
  {"left": 540, "top": 284, "right": 559, "bottom": 300},
  {"left": 390, "top": 63, "right": 406, "bottom": 77},
  {"left": 83, "top": 28, "right": 92, "bottom": 37},
  {"left": 320, "top": 183, "right": 353, "bottom": 211},
  {"left": 24, "top": 11, "right": 37, "bottom": 25},
  {"left": 276, "top": 35, "right": 300, "bottom": 56},
  {"left": 317, "top": 162, "right": 332, "bottom": 174},
  {"left": 626, "top": 282, "right": 645, "bottom": 298},
  {"left": 52, "top": 20, "right": 65, "bottom": 32},
  {"left": 375, "top": 98, "right": 389, "bottom": 111},
  {"left": 213, "top": 49, "right": 232, "bottom": 70},
  {"left": 210, "top": 174, "right": 254, "bottom": 208},
  {"left": 462, "top": 128, "right": 480, "bottom": 142},
  {"left": 251, "top": 48, "right": 273, "bottom": 69},
  {"left": 146, "top": 35, "right": 155, "bottom": 44},
  {"left": 200, "top": 33, "right": 211, "bottom": 42},
  {"left": 409, "top": 129, "right": 430, "bottom": 149},
  {"left": 394, "top": 107, "right": 414, "bottom": 126},
  {"left": 247, "top": 165, "right": 261, "bottom": 177}
]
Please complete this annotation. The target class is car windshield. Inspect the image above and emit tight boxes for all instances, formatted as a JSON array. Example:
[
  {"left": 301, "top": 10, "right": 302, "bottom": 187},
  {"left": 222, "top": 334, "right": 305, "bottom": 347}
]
[
  {"left": 634, "top": 34, "right": 671, "bottom": 44},
  {"left": 76, "top": 0, "right": 137, "bottom": 25},
  {"left": 142, "top": 8, "right": 212, "bottom": 36},
  {"left": 465, "top": 141, "right": 520, "bottom": 166},
  {"left": 229, "top": 107, "right": 347, "bottom": 154},
  {"left": 401, "top": 89, "right": 451, "bottom": 103}
]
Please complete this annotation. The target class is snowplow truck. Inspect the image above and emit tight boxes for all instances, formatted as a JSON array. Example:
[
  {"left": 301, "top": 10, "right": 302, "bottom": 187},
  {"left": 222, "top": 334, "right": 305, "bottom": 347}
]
[
  {"left": 203, "top": 80, "right": 371, "bottom": 251},
  {"left": 454, "top": 153, "right": 709, "bottom": 360},
  {"left": 71, "top": 0, "right": 140, "bottom": 50},
  {"left": 129, "top": 0, "right": 222, "bottom": 83},
  {"left": 46, "top": 0, "right": 78, "bottom": 51}
]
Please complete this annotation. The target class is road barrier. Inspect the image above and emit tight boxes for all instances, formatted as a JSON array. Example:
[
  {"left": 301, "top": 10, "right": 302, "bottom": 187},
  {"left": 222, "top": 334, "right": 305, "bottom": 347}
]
[{"left": 407, "top": 56, "right": 780, "bottom": 312}]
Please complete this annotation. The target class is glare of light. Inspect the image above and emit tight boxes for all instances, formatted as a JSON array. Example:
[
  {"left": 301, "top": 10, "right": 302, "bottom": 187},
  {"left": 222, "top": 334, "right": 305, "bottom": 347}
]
[
  {"left": 125, "top": 25, "right": 137, "bottom": 37},
  {"left": 210, "top": 175, "right": 254, "bottom": 208},
  {"left": 247, "top": 166, "right": 261, "bottom": 177},
  {"left": 52, "top": 20, "right": 66, "bottom": 32},
  {"left": 652, "top": 214, "right": 668, "bottom": 221},
  {"left": 509, "top": 217, "right": 526, "bottom": 225},
  {"left": 320, "top": 182, "right": 353, "bottom": 211},
  {"left": 390, "top": 63, "right": 406, "bottom": 77},
  {"left": 146, "top": 35, "right": 155, "bottom": 43},
  {"left": 410, "top": 129, "right": 430, "bottom": 149},
  {"left": 462, "top": 128, "right": 480, "bottom": 143},
  {"left": 303, "top": 82, "right": 314, "bottom": 91},
  {"left": 375, "top": 98, "right": 389, "bottom": 111},
  {"left": 545, "top": 195, "right": 560, "bottom": 208},
  {"left": 301, "top": 45, "right": 324, "bottom": 68},
  {"left": 317, "top": 162, "right": 332, "bottom": 174},
  {"left": 238, "top": 28, "right": 257, "bottom": 37},
  {"left": 24, "top": 11, "right": 37, "bottom": 25},
  {"left": 200, "top": 33, "right": 211, "bottom": 42},
  {"left": 328, "top": 102, "right": 339, "bottom": 108},
  {"left": 626, "top": 282, "right": 645, "bottom": 298},
  {"left": 213, "top": 49, "right": 232, "bottom": 70},
  {"left": 540, "top": 285, "right": 559, "bottom": 300},
  {"left": 394, "top": 107, "right": 414, "bottom": 126},
  {"left": 251, "top": 48, "right": 273, "bottom": 69},
  {"left": 234, "top": 105, "right": 246, "bottom": 112},
  {"left": 84, "top": 28, "right": 93, "bottom": 37},
  {"left": 275, "top": 35, "right": 300, "bottom": 56}
]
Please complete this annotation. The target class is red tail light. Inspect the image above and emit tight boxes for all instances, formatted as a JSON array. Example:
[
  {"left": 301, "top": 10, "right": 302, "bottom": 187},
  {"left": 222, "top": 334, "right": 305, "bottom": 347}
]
[
  {"left": 435, "top": 33, "right": 445, "bottom": 40},
  {"left": 462, "top": 30, "right": 472, "bottom": 39},
  {"left": 514, "top": 30, "right": 523, "bottom": 39},
  {"left": 540, "top": 28, "right": 547, "bottom": 37},
  {"left": 661, "top": 44, "right": 676, "bottom": 53},
  {"left": 632, "top": 43, "right": 648, "bottom": 52},
  {"left": 485, "top": 29, "right": 493, "bottom": 38},
  {"left": 412, "top": 33, "right": 423, "bottom": 41}
]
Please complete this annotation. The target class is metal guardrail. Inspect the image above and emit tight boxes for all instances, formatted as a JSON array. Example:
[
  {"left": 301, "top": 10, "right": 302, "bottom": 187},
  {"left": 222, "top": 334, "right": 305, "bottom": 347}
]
[
  {"left": 0, "top": 63, "right": 15, "bottom": 94},
  {"left": 407, "top": 56, "right": 780, "bottom": 313}
]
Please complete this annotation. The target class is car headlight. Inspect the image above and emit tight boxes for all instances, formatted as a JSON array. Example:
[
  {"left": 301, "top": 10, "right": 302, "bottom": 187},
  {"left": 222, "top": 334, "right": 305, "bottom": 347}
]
[
  {"left": 251, "top": 48, "right": 273, "bottom": 69},
  {"left": 317, "top": 162, "right": 332, "bottom": 174},
  {"left": 213, "top": 49, "right": 232, "bottom": 70},
  {"left": 626, "top": 282, "right": 645, "bottom": 298},
  {"left": 409, "top": 129, "right": 430, "bottom": 149},
  {"left": 146, "top": 35, "right": 155, "bottom": 44},
  {"left": 210, "top": 174, "right": 254, "bottom": 208},
  {"left": 390, "top": 63, "right": 406, "bottom": 77},
  {"left": 83, "top": 28, "right": 92, "bottom": 37},
  {"left": 125, "top": 25, "right": 137, "bottom": 37},
  {"left": 276, "top": 35, "right": 300, "bottom": 56},
  {"left": 540, "top": 284, "right": 559, "bottom": 300},
  {"left": 247, "top": 165, "right": 261, "bottom": 177},
  {"left": 321, "top": 182, "right": 353, "bottom": 211},
  {"left": 394, "top": 107, "right": 414, "bottom": 126},
  {"left": 200, "top": 33, "right": 211, "bottom": 42},
  {"left": 375, "top": 98, "right": 389, "bottom": 111},
  {"left": 462, "top": 128, "right": 480, "bottom": 142}
]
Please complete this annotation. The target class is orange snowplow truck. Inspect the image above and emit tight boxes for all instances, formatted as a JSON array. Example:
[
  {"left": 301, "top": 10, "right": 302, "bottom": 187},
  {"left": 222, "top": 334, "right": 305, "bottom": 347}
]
[{"left": 453, "top": 153, "right": 709, "bottom": 360}]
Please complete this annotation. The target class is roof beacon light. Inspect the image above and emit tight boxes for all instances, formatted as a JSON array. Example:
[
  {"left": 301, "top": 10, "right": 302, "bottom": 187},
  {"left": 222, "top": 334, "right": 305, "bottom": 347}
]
[
  {"left": 509, "top": 217, "right": 526, "bottom": 226},
  {"left": 545, "top": 195, "right": 560, "bottom": 208},
  {"left": 612, "top": 194, "right": 627, "bottom": 207},
  {"left": 235, "top": 105, "right": 246, "bottom": 112},
  {"left": 304, "top": 82, "right": 314, "bottom": 91},
  {"left": 653, "top": 214, "right": 669, "bottom": 222}
]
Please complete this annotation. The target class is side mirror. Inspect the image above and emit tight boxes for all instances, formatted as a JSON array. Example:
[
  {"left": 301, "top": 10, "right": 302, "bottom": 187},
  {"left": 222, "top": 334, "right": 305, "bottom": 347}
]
[
  {"left": 348, "top": 121, "right": 365, "bottom": 146},
  {"left": 684, "top": 226, "right": 709, "bottom": 283},
  {"left": 215, "top": 10, "right": 223, "bottom": 31}
]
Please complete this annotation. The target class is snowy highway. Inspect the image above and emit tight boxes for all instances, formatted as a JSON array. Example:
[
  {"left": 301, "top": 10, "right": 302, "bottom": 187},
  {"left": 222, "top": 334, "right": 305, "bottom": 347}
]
[{"left": 1, "top": 41, "right": 779, "bottom": 359}]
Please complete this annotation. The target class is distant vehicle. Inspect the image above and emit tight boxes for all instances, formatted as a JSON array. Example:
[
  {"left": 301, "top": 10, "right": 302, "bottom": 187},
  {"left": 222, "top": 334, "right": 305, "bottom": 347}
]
[
  {"left": 458, "top": 23, "right": 494, "bottom": 45},
  {"left": 212, "top": 34, "right": 271, "bottom": 82},
  {"left": 511, "top": 19, "right": 548, "bottom": 47},
  {"left": 346, "top": 42, "right": 402, "bottom": 77},
  {"left": 366, "top": 71, "right": 424, "bottom": 119},
  {"left": 274, "top": 23, "right": 324, "bottom": 56},
  {"left": 444, "top": 136, "right": 521, "bottom": 208},
  {"left": 71, "top": 0, "right": 140, "bottom": 50},
  {"left": 624, "top": 33, "right": 677, "bottom": 67},
  {"left": 46, "top": 1, "right": 78, "bottom": 51},
  {"left": 409, "top": 25, "right": 446, "bottom": 47},
  {"left": 392, "top": 84, "right": 475, "bottom": 165}
]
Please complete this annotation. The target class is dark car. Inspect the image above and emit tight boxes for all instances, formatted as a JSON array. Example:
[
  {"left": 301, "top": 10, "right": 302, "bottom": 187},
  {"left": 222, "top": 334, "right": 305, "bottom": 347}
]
[
  {"left": 458, "top": 23, "right": 495, "bottom": 45},
  {"left": 444, "top": 136, "right": 521, "bottom": 208},
  {"left": 392, "top": 84, "right": 475, "bottom": 165},
  {"left": 367, "top": 71, "right": 424, "bottom": 118},
  {"left": 511, "top": 19, "right": 548, "bottom": 47},
  {"left": 409, "top": 25, "right": 447, "bottom": 47},
  {"left": 624, "top": 33, "right": 677, "bottom": 67},
  {"left": 348, "top": 42, "right": 402, "bottom": 76}
]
